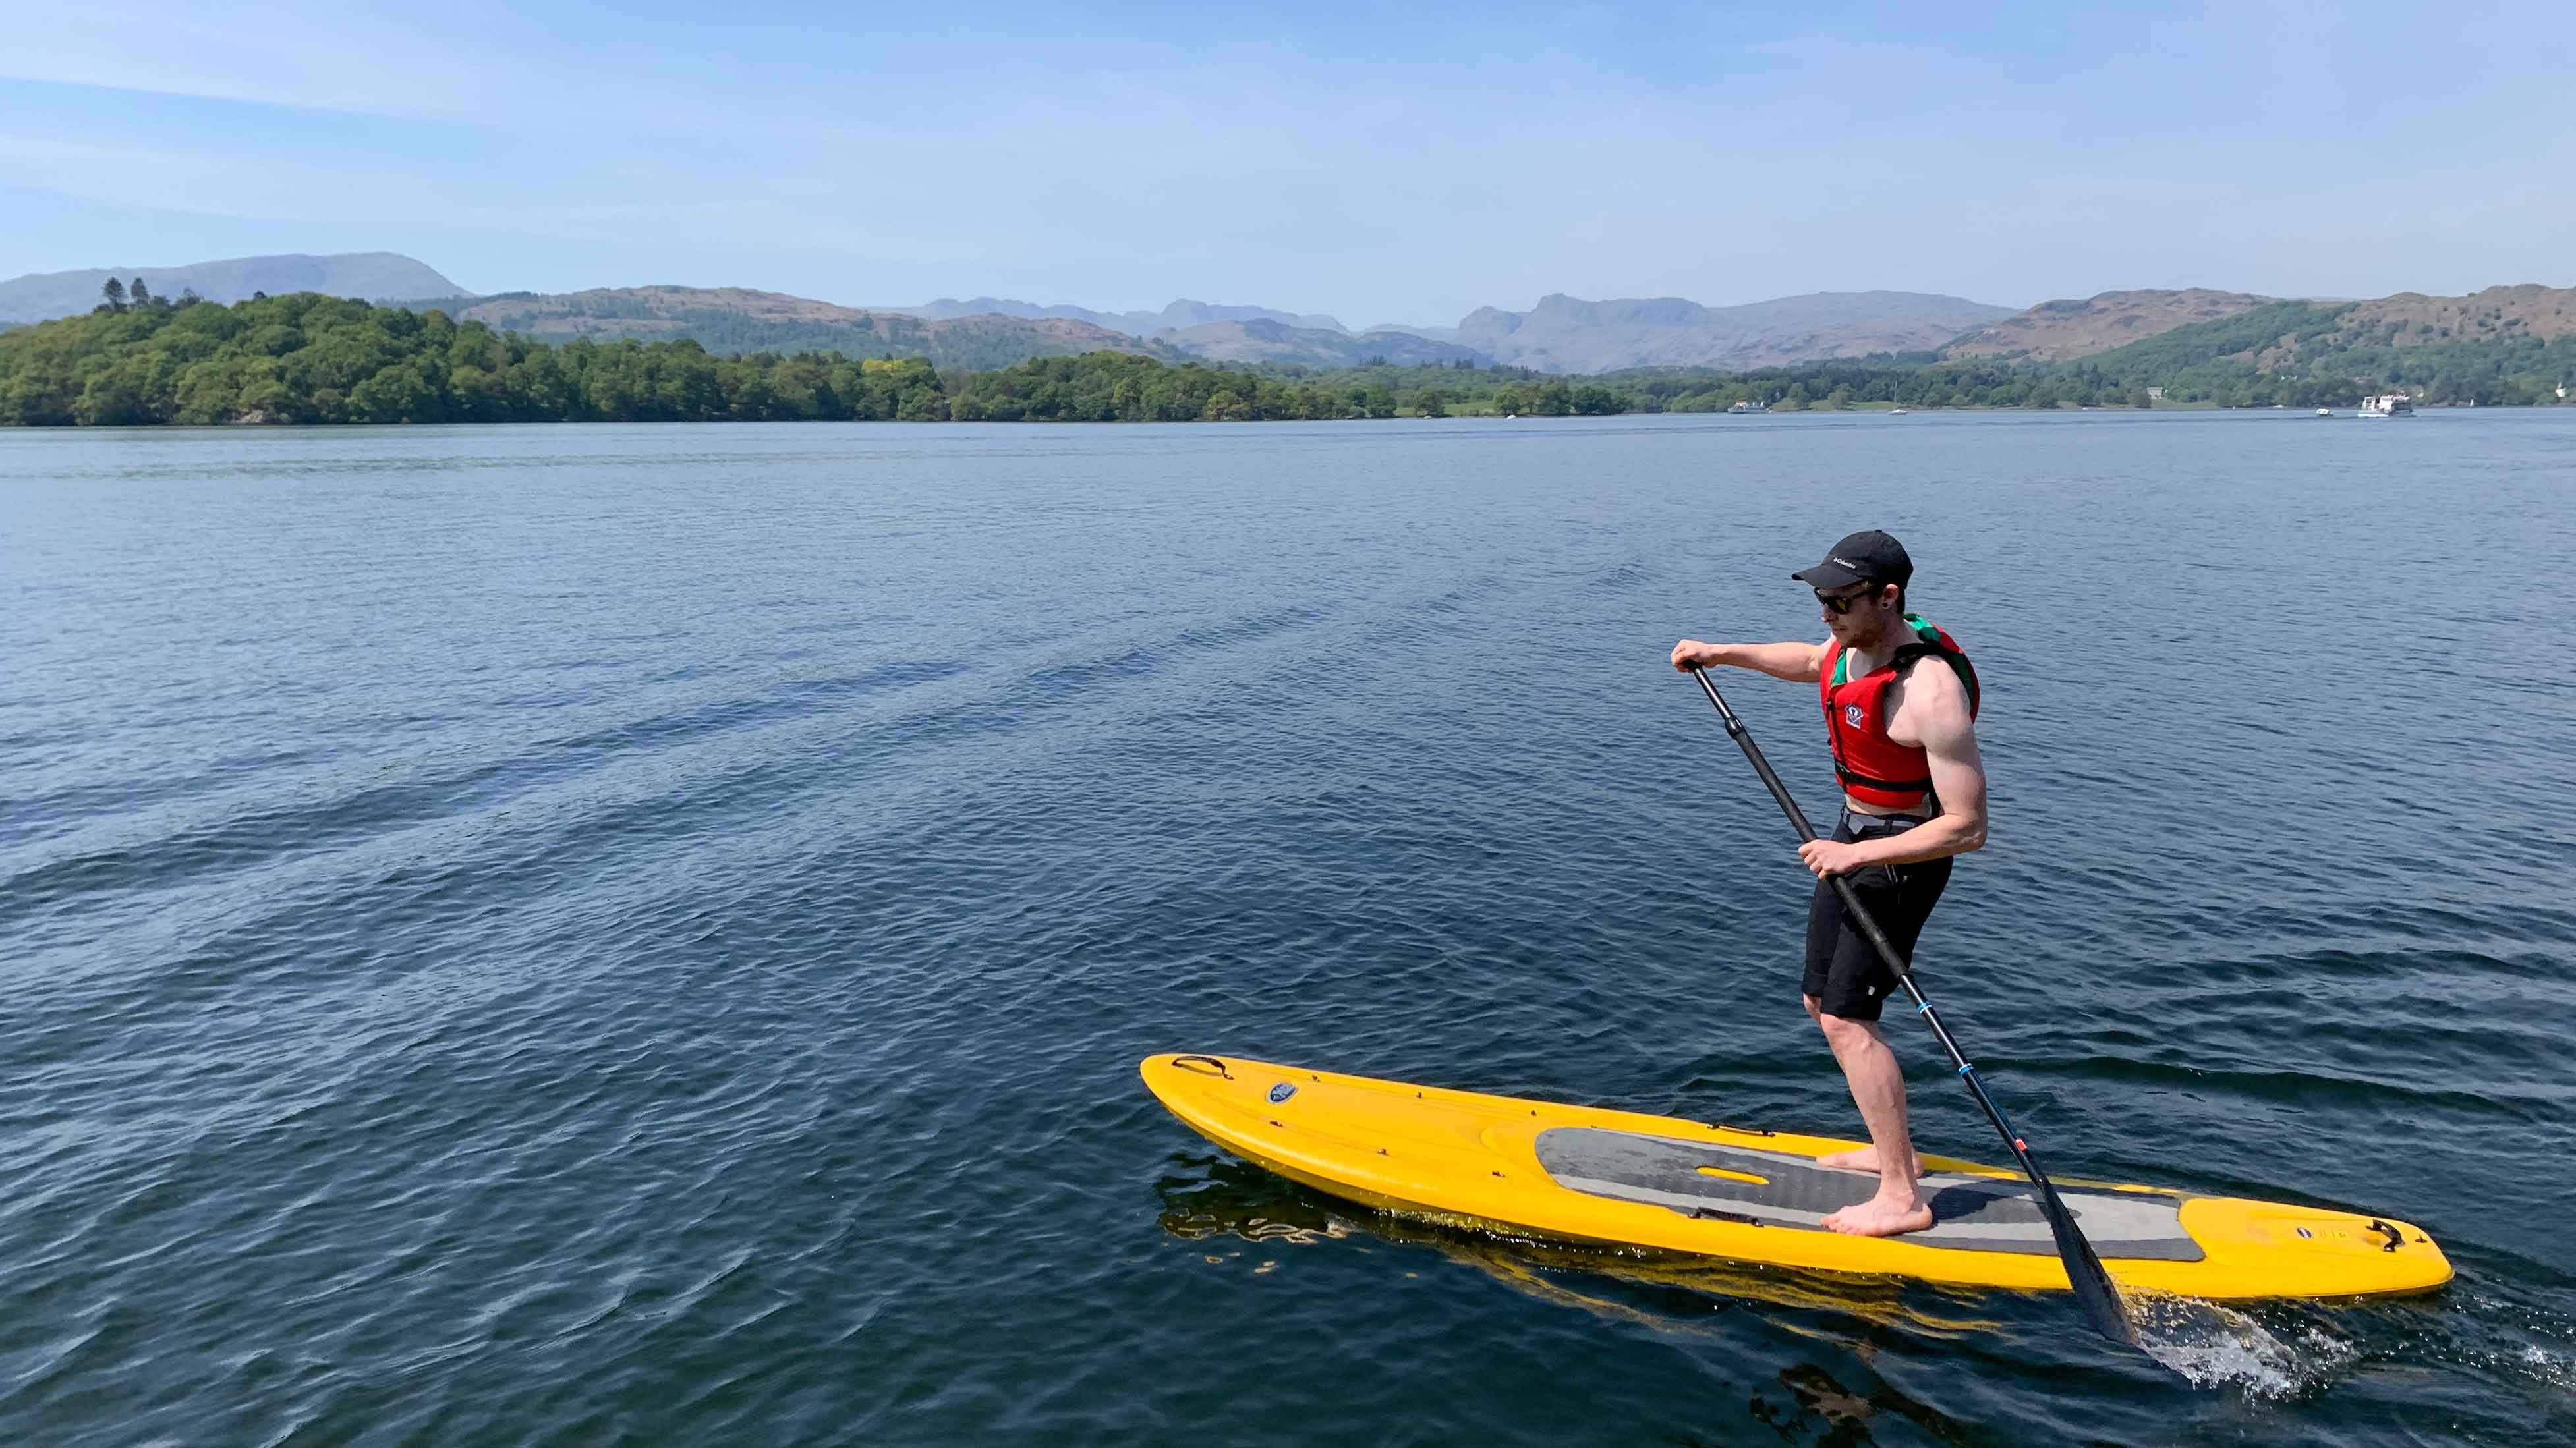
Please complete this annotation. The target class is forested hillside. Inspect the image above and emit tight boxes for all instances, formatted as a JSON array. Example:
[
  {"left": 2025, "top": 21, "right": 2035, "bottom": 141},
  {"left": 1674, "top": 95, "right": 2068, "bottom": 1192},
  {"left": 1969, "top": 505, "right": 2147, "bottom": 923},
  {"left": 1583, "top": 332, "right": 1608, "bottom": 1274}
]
[
  {"left": 0, "top": 292, "right": 946, "bottom": 424},
  {"left": 1940, "top": 290, "right": 2277, "bottom": 362},
  {"left": 2070, "top": 291, "right": 2576, "bottom": 405},
  {"left": 7, "top": 291, "right": 2569, "bottom": 428}
]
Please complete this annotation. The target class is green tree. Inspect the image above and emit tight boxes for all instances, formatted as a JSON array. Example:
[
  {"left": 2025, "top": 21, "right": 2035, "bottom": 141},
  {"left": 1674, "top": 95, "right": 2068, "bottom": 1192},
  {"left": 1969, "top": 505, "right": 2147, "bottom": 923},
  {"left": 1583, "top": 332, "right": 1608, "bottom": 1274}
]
[
  {"left": 349, "top": 362, "right": 444, "bottom": 422},
  {"left": 447, "top": 364, "right": 508, "bottom": 422},
  {"left": 80, "top": 350, "right": 183, "bottom": 424},
  {"left": 100, "top": 278, "right": 126, "bottom": 314},
  {"left": 1570, "top": 383, "right": 1625, "bottom": 415}
]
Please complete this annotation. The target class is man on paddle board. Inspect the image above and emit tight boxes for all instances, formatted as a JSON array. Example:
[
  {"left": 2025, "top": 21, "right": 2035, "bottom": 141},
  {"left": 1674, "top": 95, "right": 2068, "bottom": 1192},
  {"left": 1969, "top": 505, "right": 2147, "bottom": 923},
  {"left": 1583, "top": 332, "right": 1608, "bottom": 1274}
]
[{"left": 1669, "top": 530, "right": 1987, "bottom": 1238}]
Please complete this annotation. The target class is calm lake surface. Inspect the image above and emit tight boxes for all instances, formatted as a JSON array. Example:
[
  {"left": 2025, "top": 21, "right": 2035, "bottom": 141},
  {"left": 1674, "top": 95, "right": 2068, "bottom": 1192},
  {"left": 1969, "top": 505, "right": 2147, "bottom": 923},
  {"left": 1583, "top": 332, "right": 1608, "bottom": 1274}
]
[{"left": 4, "top": 410, "right": 2573, "bottom": 1446}]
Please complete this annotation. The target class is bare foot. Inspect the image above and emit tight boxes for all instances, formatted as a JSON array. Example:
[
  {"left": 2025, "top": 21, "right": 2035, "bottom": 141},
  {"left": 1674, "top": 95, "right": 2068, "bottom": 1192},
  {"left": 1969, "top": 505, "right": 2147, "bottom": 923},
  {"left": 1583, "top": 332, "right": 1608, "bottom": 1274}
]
[
  {"left": 1821, "top": 1193, "right": 1935, "bottom": 1238},
  {"left": 1813, "top": 1147, "right": 1920, "bottom": 1178}
]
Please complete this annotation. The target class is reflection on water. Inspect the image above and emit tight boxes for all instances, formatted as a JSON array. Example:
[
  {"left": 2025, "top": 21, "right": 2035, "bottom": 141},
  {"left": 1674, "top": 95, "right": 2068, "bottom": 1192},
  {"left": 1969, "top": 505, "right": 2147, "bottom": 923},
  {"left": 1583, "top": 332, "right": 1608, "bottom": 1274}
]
[
  {"left": 1156, "top": 1150, "right": 2013, "bottom": 1445},
  {"left": 1151, "top": 1145, "right": 2409, "bottom": 1405},
  {"left": 1153, "top": 1149, "right": 1997, "bottom": 1337}
]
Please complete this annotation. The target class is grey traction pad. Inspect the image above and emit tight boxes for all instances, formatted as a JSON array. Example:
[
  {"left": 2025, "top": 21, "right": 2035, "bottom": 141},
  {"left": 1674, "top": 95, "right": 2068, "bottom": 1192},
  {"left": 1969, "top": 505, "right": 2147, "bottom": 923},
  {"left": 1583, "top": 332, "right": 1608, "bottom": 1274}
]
[{"left": 1534, "top": 1127, "right": 2204, "bottom": 1262}]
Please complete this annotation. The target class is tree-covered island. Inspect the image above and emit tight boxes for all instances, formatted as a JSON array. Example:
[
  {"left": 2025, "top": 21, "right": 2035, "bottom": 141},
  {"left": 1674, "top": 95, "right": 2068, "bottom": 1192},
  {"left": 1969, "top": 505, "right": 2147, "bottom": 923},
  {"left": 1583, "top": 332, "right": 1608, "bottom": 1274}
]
[{"left": 4, "top": 290, "right": 2569, "bottom": 427}]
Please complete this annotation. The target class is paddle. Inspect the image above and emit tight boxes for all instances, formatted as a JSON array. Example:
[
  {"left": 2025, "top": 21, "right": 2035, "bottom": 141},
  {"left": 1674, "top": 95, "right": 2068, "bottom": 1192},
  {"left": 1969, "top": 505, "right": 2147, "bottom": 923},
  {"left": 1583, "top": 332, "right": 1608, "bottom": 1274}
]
[{"left": 1686, "top": 665, "right": 2138, "bottom": 1348}]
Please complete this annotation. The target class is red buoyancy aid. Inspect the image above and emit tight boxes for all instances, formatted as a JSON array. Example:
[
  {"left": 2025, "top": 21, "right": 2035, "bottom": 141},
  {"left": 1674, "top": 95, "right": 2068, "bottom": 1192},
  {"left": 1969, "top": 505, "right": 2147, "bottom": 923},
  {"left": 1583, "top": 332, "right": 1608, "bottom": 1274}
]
[{"left": 1818, "top": 615, "right": 1980, "bottom": 811}]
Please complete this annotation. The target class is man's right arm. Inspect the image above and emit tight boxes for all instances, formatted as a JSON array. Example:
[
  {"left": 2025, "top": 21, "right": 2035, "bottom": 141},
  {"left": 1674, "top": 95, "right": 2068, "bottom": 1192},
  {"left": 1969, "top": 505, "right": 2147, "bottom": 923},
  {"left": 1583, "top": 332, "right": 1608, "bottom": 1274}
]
[{"left": 1669, "top": 639, "right": 1827, "bottom": 682}]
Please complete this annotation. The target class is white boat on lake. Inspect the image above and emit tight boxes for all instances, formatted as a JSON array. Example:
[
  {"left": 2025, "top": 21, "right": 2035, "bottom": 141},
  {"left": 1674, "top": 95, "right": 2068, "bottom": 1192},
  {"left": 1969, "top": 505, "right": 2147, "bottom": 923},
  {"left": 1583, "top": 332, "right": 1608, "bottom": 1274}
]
[{"left": 2359, "top": 393, "right": 2415, "bottom": 418}]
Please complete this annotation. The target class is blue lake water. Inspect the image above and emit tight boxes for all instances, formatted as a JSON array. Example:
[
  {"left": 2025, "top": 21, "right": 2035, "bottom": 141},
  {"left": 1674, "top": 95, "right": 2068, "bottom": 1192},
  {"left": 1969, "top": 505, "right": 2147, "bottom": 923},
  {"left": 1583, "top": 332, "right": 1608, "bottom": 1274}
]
[{"left": 3, "top": 410, "right": 2573, "bottom": 1445}]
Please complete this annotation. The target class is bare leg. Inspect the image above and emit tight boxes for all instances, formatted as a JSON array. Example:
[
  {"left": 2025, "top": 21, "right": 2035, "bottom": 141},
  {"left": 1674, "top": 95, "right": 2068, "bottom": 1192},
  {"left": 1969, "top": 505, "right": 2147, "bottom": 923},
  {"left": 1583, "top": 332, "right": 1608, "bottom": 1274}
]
[
  {"left": 1813, "top": 1010, "right": 1933, "bottom": 1237},
  {"left": 1802, "top": 995, "right": 1908, "bottom": 1175},
  {"left": 1802, "top": 996, "right": 1917, "bottom": 1175}
]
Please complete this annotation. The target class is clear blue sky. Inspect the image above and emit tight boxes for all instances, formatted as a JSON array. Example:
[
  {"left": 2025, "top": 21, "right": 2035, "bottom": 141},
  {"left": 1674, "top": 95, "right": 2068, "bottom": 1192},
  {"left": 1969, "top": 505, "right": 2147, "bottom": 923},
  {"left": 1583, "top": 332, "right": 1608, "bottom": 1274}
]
[{"left": 3, "top": 1, "right": 2568, "bottom": 325}]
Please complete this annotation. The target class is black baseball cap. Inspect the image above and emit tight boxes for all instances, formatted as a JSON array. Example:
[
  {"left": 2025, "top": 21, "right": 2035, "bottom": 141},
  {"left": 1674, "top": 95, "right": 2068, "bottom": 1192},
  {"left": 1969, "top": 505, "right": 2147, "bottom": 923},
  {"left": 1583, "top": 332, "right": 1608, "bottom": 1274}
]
[{"left": 1792, "top": 530, "right": 1913, "bottom": 591}]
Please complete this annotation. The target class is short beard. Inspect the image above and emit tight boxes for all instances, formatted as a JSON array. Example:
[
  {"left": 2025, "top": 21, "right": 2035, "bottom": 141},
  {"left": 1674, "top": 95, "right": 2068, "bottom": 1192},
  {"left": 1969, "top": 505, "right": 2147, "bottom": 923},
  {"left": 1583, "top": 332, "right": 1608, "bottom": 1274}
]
[{"left": 1847, "top": 603, "right": 1901, "bottom": 648}]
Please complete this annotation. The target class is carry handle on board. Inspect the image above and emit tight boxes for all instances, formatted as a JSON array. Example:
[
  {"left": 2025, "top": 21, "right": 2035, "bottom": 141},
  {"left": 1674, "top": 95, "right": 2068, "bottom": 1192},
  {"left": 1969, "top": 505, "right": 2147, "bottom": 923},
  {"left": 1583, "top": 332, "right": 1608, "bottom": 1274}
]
[{"left": 1686, "top": 665, "right": 2137, "bottom": 1349}]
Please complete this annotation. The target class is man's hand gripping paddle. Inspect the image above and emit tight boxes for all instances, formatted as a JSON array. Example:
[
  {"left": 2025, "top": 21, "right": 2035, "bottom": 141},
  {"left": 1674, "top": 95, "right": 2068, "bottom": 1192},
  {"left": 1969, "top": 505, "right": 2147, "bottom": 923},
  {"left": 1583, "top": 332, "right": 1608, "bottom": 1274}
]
[{"left": 1686, "top": 666, "right": 2138, "bottom": 1348}]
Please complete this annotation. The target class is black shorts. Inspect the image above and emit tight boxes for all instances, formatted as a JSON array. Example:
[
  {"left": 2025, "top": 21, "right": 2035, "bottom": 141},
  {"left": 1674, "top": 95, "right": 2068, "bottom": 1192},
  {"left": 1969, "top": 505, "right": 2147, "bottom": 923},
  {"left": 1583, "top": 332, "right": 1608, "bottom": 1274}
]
[{"left": 1802, "top": 810, "right": 1951, "bottom": 1022}]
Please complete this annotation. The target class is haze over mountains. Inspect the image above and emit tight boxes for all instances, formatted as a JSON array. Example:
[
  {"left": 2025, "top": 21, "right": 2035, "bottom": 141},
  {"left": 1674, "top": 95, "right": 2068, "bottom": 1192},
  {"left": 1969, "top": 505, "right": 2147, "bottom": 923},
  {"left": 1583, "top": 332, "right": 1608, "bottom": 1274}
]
[
  {"left": 1431, "top": 291, "right": 2017, "bottom": 372},
  {"left": 886, "top": 297, "right": 1348, "bottom": 335},
  {"left": 0, "top": 253, "right": 2032, "bottom": 370},
  {"left": 0, "top": 254, "right": 463, "bottom": 324},
  {"left": 452, "top": 287, "right": 1162, "bottom": 374},
  {"left": 1139, "top": 318, "right": 1489, "bottom": 367},
  {"left": 467, "top": 286, "right": 2014, "bottom": 371},
  {"left": 882, "top": 289, "right": 2017, "bottom": 371},
  {"left": 7, "top": 252, "right": 2567, "bottom": 381}
]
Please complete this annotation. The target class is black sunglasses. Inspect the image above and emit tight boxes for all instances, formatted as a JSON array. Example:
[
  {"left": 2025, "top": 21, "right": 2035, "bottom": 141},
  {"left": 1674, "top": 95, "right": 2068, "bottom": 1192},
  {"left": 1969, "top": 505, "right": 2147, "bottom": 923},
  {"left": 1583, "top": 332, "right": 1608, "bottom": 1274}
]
[{"left": 1816, "top": 584, "right": 1883, "bottom": 615}]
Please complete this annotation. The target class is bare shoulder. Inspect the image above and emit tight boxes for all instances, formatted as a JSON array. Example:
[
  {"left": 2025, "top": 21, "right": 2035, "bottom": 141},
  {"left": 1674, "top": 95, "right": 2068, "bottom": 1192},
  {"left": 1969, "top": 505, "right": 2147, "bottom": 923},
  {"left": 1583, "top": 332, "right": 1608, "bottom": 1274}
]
[{"left": 1885, "top": 653, "right": 1974, "bottom": 743}]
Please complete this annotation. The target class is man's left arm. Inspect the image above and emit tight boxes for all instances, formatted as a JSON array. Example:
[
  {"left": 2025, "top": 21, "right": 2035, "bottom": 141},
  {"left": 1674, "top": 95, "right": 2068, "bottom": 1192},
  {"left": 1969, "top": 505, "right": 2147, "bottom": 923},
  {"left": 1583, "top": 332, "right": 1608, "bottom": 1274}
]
[{"left": 1796, "top": 666, "right": 1988, "bottom": 876}]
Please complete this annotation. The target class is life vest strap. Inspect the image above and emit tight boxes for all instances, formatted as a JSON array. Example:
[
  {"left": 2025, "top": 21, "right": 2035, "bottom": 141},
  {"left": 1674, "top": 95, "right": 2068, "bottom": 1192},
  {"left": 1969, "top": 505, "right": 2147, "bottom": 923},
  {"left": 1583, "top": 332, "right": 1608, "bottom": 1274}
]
[
  {"left": 1835, "top": 763, "right": 1934, "bottom": 793},
  {"left": 1819, "top": 616, "right": 1975, "bottom": 812}
]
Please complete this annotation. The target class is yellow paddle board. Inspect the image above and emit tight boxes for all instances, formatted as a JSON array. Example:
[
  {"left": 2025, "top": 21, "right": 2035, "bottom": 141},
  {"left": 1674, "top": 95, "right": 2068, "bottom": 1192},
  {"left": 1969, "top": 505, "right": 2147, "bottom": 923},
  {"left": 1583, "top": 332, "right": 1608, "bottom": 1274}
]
[{"left": 1141, "top": 1053, "right": 2450, "bottom": 1300}]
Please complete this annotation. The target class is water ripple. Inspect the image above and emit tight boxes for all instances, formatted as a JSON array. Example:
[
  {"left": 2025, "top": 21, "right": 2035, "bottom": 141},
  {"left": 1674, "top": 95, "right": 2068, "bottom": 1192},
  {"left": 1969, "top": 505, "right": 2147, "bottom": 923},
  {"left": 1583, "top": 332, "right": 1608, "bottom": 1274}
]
[{"left": 2, "top": 414, "right": 2572, "bottom": 1445}]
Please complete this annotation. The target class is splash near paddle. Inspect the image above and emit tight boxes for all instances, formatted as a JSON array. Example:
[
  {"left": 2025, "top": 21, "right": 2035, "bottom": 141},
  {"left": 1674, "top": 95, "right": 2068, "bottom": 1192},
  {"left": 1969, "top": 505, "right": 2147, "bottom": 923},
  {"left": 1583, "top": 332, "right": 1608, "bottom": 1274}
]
[{"left": 1140, "top": 1053, "right": 2451, "bottom": 1301}]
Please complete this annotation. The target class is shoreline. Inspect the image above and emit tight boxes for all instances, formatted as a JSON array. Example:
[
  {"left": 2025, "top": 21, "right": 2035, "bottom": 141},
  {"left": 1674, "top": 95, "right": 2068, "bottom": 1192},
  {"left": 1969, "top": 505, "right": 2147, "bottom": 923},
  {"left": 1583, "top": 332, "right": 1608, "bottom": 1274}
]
[{"left": 9, "top": 402, "right": 2560, "bottom": 432}]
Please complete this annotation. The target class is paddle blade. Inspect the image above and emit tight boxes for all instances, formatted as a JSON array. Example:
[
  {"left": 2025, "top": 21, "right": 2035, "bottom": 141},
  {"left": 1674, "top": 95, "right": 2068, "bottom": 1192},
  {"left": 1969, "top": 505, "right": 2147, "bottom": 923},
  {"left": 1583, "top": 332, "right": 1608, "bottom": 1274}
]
[{"left": 2037, "top": 1181, "right": 2138, "bottom": 1346}]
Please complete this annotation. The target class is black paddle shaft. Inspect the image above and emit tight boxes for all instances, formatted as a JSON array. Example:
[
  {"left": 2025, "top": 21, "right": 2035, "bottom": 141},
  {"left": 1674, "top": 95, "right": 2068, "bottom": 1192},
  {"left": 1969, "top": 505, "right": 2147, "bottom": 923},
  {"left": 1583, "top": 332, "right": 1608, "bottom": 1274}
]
[{"left": 1687, "top": 667, "right": 2136, "bottom": 1347}]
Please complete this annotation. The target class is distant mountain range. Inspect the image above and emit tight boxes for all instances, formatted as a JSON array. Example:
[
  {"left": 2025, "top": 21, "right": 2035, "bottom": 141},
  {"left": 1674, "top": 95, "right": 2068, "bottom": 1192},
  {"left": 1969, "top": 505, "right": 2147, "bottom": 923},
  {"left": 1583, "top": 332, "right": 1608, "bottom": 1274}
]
[
  {"left": 426, "top": 281, "right": 2026, "bottom": 372},
  {"left": 885, "top": 296, "right": 1348, "bottom": 335},
  {"left": 2040, "top": 285, "right": 2576, "bottom": 384},
  {"left": 1419, "top": 291, "right": 2019, "bottom": 372},
  {"left": 451, "top": 287, "right": 1162, "bottom": 373},
  {"left": 7, "top": 252, "right": 2565, "bottom": 382},
  {"left": 880, "top": 289, "right": 2019, "bottom": 372},
  {"left": 1940, "top": 289, "right": 2278, "bottom": 362},
  {"left": 0, "top": 252, "right": 463, "bottom": 324},
  {"left": 1144, "top": 318, "right": 1489, "bottom": 367},
  {"left": 1932, "top": 283, "right": 2576, "bottom": 370}
]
